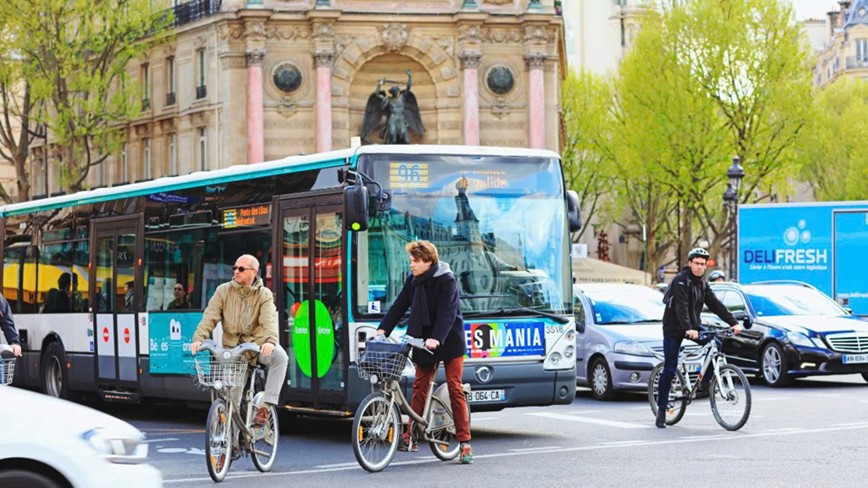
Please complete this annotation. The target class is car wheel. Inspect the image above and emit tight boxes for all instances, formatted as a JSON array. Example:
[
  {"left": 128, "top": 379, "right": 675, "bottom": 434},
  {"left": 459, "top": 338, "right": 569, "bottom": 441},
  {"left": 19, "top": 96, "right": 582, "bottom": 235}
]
[
  {"left": 0, "top": 469, "right": 63, "bottom": 488},
  {"left": 761, "top": 342, "right": 792, "bottom": 387},
  {"left": 41, "top": 342, "right": 71, "bottom": 399},
  {"left": 589, "top": 357, "right": 615, "bottom": 401}
]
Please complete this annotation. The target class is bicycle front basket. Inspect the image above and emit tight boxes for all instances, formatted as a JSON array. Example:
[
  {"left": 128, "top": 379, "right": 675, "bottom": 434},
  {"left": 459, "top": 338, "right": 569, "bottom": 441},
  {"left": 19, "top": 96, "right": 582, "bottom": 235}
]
[
  {"left": 0, "top": 358, "right": 15, "bottom": 386},
  {"left": 357, "top": 341, "right": 411, "bottom": 382},
  {"left": 194, "top": 356, "right": 249, "bottom": 388}
]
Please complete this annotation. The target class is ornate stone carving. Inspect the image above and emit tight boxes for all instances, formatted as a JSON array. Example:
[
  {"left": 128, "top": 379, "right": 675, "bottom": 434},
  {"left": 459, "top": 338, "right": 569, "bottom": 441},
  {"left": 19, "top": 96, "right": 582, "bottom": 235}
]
[
  {"left": 219, "top": 23, "right": 311, "bottom": 41},
  {"left": 459, "top": 51, "right": 482, "bottom": 70},
  {"left": 313, "top": 49, "right": 335, "bottom": 68},
  {"left": 246, "top": 49, "right": 266, "bottom": 66},
  {"left": 334, "top": 35, "right": 354, "bottom": 60},
  {"left": 524, "top": 52, "right": 546, "bottom": 69},
  {"left": 480, "top": 28, "right": 523, "bottom": 43},
  {"left": 162, "top": 44, "right": 176, "bottom": 57},
  {"left": 277, "top": 96, "right": 298, "bottom": 118},
  {"left": 458, "top": 25, "right": 483, "bottom": 43},
  {"left": 523, "top": 25, "right": 556, "bottom": 44},
  {"left": 194, "top": 36, "right": 207, "bottom": 49},
  {"left": 433, "top": 36, "right": 455, "bottom": 57},
  {"left": 380, "top": 24, "right": 409, "bottom": 52},
  {"left": 312, "top": 22, "right": 335, "bottom": 41},
  {"left": 244, "top": 21, "right": 267, "bottom": 42}
]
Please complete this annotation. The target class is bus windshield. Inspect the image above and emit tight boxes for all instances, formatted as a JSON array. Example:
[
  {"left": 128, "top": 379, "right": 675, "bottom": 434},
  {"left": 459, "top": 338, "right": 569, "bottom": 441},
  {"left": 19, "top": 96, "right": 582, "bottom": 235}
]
[{"left": 356, "top": 153, "right": 571, "bottom": 317}]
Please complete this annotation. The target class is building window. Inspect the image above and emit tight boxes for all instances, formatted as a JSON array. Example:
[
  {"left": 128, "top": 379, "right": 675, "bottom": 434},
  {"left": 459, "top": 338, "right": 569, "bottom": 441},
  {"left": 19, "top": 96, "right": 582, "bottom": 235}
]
[
  {"left": 121, "top": 143, "right": 128, "bottom": 182},
  {"left": 34, "top": 157, "right": 46, "bottom": 196},
  {"left": 198, "top": 127, "right": 206, "bottom": 171},
  {"left": 196, "top": 48, "right": 207, "bottom": 99},
  {"left": 143, "top": 138, "right": 151, "bottom": 180},
  {"left": 141, "top": 63, "right": 150, "bottom": 109},
  {"left": 166, "top": 56, "right": 176, "bottom": 106},
  {"left": 857, "top": 39, "right": 868, "bottom": 64},
  {"left": 168, "top": 133, "right": 177, "bottom": 175}
]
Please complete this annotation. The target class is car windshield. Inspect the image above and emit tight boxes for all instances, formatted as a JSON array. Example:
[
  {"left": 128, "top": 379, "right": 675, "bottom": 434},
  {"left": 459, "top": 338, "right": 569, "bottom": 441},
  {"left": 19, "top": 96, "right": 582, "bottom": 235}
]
[
  {"left": 581, "top": 286, "right": 665, "bottom": 325},
  {"left": 744, "top": 285, "right": 846, "bottom": 317}
]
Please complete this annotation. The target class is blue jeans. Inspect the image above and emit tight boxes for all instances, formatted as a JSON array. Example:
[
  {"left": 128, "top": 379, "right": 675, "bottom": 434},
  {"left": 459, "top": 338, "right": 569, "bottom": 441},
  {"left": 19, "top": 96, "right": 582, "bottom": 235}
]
[{"left": 657, "top": 334, "right": 683, "bottom": 409}]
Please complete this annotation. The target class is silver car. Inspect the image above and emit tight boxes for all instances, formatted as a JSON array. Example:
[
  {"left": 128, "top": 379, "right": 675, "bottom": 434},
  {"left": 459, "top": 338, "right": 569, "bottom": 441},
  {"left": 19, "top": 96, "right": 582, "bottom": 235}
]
[{"left": 574, "top": 283, "right": 697, "bottom": 400}]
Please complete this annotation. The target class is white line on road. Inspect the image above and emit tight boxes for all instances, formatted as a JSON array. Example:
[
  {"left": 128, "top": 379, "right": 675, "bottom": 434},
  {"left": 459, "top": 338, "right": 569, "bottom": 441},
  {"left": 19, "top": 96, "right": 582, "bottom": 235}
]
[
  {"left": 314, "top": 462, "right": 368, "bottom": 469},
  {"left": 527, "top": 412, "right": 650, "bottom": 429},
  {"left": 162, "top": 423, "right": 868, "bottom": 484},
  {"left": 508, "top": 446, "right": 561, "bottom": 452},
  {"left": 470, "top": 416, "right": 498, "bottom": 421},
  {"left": 143, "top": 438, "right": 180, "bottom": 443},
  {"left": 754, "top": 397, "right": 793, "bottom": 402}
]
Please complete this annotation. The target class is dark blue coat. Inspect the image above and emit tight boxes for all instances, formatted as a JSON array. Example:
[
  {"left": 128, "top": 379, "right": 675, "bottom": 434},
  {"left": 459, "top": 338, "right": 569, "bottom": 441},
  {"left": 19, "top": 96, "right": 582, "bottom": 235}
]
[
  {"left": 0, "top": 295, "right": 19, "bottom": 345},
  {"left": 379, "top": 262, "right": 465, "bottom": 366}
]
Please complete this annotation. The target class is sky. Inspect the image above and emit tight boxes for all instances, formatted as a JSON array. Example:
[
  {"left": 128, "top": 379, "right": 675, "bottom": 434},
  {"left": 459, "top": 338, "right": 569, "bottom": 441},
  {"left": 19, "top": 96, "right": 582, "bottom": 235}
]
[{"left": 793, "top": 0, "right": 840, "bottom": 20}]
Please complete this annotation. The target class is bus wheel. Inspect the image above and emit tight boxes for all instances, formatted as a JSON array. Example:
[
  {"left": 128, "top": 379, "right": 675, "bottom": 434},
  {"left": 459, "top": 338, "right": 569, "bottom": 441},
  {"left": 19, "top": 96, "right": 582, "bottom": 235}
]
[{"left": 41, "top": 342, "right": 71, "bottom": 400}]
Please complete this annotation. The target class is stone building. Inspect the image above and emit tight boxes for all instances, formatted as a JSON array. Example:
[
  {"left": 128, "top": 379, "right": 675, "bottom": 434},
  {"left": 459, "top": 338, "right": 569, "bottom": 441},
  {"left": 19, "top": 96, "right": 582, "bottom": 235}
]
[
  {"left": 29, "top": 0, "right": 566, "bottom": 195},
  {"left": 814, "top": 0, "right": 868, "bottom": 87}
]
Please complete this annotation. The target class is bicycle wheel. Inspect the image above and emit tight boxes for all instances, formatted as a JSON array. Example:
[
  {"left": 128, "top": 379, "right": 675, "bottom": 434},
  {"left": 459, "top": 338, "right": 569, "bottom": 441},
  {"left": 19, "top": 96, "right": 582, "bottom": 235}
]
[
  {"left": 205, "top": 399, "right": 233, "bottom": 482},
  {"left": 250, "top": 404, "right": 279, "bottom": 472},
  {"left": 710, "top": 364, "right": 751, "bottom": 431},
  {"left": 648, "top": 364, "right": 688, "bottom": 426},
  {"left": 352, "top": 391, "right": 401, "bottom": 472},
  {"left": 427, "top": 396, "right": 466, "bottom": 461}
]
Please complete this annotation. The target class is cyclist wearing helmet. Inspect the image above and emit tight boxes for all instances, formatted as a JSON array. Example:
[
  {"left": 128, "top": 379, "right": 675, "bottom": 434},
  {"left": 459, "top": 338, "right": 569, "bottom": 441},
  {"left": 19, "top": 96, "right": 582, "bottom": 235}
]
[
  {"left": 708, "top": 270, "right": 726, "bottom": 283},
  {"left": 656, "top": 247, "right": 741, "bottom": 428}
]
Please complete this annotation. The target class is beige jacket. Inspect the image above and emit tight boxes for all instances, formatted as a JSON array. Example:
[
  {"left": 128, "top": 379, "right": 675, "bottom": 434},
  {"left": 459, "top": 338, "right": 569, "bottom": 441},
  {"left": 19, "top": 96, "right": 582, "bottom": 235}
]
[{"left": 193, "top": 277, "right": 279, "bottom": 348}]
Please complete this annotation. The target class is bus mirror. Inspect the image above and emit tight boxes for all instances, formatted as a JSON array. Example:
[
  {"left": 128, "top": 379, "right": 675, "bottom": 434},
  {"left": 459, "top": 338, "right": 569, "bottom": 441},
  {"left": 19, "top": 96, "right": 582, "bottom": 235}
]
[
  {"left": 344, "top": 184, "right": 369, "bottom": 232},
  {"left": 567, "top": 190, "right": 582, "bottom": 232}
]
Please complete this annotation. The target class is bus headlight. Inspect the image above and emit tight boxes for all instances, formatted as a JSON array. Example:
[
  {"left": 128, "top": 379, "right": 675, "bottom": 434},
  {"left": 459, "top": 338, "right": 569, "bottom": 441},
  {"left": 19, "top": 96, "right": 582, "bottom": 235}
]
[
  {"left": 549, "top": 352, "right": 562, "bottom": 366},
  {"left": 564, "top": 345, "right": 575, "bottom": 359}
]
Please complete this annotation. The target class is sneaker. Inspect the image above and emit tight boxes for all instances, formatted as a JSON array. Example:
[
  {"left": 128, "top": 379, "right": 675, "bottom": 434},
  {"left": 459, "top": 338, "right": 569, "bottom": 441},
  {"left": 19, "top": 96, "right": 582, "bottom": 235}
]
[
  {"left": 398, "top": 431, "right": 417, "bottom": 452},
  {"left": 458, "top": 442, "right": 473, "bottom": 464},
  {"left": 254, "top": 406, "right": 270, "bottom": 427}
]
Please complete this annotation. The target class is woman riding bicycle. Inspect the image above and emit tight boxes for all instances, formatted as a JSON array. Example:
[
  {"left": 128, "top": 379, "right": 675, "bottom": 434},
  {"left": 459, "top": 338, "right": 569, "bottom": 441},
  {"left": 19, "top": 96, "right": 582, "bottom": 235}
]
[
  {"left": 376, "top": 240, "right": 473, "bottom": 464},
  {"left": 657, "top": 247, "right": 741, "bottom": 428}
]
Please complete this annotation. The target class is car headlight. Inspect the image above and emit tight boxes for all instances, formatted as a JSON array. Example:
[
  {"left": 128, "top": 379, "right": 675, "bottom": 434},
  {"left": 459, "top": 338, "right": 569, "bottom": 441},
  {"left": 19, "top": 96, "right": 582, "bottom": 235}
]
[
  {"left": 613, "top": 341, "right": 653, "bottom": 357},
  {"left": 82, "top": 428, "right": 149, "bottom": 464},
  {"left": 786, "top": 331, "right": 814, "bottom": 348}
]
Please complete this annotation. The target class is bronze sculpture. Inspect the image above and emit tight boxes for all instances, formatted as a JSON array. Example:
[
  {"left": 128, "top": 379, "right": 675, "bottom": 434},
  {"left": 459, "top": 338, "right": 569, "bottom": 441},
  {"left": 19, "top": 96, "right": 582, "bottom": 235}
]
[{"left": 360, "top": 69, "right": 425, "bottom": 144}]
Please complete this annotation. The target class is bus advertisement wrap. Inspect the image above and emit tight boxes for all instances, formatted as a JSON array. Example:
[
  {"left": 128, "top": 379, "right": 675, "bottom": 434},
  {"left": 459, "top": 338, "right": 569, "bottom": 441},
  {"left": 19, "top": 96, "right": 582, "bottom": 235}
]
[
  {"left": 465, "top": 321, "right": 545, "bottom": 358},
  {"left": 149, "top": 312, "right": 203, "bottom": 374}
]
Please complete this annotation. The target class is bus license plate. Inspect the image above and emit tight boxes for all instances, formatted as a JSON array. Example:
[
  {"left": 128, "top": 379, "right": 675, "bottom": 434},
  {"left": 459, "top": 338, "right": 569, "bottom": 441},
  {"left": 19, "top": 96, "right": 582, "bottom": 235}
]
[
  {"left": 843, "top": 354, "right": 868, "bottom": 364},
  {"left": 685, "top": 362, "right": 701, "bottom": 373},
  {"left": 467, "top": 389, "right": 506, "bottom": 403}
]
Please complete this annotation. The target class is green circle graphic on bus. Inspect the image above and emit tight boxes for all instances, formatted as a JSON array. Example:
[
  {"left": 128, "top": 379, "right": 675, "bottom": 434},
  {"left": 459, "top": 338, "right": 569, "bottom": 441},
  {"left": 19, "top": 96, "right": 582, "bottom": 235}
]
[{"left": 291, "top": 299, "right": 335, "bottom": 378}]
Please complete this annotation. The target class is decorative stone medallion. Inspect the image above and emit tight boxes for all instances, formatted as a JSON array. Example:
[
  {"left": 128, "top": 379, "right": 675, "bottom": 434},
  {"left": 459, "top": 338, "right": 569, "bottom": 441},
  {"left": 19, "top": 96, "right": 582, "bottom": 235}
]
[
  {"left": 486, "top": 65, "right": 514, "bottom": 95},
  {"left": 272, "top": 62, "right": 303, "bottom": 93}
]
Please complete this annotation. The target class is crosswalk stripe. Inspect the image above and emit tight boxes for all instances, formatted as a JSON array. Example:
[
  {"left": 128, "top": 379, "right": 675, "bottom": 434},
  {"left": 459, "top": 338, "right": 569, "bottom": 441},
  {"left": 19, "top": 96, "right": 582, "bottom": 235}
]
[{"left": 528, "top": 412, "right": 650, "bottom": 429}]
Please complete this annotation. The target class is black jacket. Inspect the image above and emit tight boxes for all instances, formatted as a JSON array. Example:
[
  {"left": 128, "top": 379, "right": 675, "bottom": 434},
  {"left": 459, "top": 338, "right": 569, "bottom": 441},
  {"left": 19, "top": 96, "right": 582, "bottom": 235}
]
[
  {"left": 662, "top": 267, "right": 736, "bottom": 339},
  {"left": 0, "top": 295, "right": 19, "bottom": 345},
  {"left": 379, "top": 262, "right": 465, "bottom": 366}
]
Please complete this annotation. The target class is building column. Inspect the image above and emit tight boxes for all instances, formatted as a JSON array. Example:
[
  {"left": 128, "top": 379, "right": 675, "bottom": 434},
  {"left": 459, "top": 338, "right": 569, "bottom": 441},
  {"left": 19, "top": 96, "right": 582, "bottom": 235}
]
[
  {"left": 459, "top": 51, "right": 482, "bottom": 146},
  {"left": 246, "top": 48, "right": 266, "bottom": 164},
  {"left": 525, "top": 53, "right": 545, "bottom": 149},
  {"left": 314, "top": 50, "right": 335, "bottom": 153}
]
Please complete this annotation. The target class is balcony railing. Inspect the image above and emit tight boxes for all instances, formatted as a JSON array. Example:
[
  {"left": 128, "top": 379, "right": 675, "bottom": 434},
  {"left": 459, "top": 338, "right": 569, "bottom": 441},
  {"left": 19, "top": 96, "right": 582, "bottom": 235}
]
[
  {"left": 845, "top": 56, "right": 868, "bottom": 69},
  {"left": 171, "top": 0, "right": 222, "bottom": 28}
]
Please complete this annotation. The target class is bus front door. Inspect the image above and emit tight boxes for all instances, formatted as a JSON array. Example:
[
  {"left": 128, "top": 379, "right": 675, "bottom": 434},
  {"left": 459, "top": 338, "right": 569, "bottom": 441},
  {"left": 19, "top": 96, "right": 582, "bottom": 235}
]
[
  {"left": 92, "top": 218, "right": 142, "bottom": 401},
  {"left": 275, "top": 195, "right": 346, "bottom": 410}
]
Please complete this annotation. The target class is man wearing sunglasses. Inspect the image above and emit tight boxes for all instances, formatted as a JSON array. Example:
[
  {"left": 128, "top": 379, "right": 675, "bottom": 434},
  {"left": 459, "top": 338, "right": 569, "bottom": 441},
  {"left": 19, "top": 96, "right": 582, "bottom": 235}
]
[{"left": 190, "top": 254, "right": 287, "bottom": 427}]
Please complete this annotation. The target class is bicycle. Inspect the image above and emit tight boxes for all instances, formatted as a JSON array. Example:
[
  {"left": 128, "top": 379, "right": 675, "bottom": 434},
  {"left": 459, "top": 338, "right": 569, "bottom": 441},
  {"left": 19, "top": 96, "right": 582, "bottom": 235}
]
[
  {"left": 193, "top": 339, "right": 279, "bottom": 482},
  {"left": 351, "top": 336, "right": 471, "bottom": 473},
  {"left": 0, "top": 344, "right": 16, "bottom": 386},
  {"left": 648, "top": 327, "right": 752, "bottom": 431}
]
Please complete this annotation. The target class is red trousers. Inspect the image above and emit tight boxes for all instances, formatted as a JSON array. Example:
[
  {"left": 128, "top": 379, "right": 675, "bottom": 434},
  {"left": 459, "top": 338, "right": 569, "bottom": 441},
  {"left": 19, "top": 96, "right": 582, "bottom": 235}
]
[{"left": 410, "top": 355, "right": 471, "bottom": 443}]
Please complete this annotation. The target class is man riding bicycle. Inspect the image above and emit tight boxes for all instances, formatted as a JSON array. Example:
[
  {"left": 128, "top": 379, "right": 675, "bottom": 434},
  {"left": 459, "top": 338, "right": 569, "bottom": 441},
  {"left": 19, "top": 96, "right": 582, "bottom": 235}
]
[
  {"left": 190, "top": 254, "right": 288, "bottom": 427},
  {"left": 657, "top": 247, "right": 741, "bottom": 428}
]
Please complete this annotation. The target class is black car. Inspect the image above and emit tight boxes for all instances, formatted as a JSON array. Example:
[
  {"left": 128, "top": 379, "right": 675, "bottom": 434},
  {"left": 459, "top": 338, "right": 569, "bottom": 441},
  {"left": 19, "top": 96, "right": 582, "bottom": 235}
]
[{"left": 702, "top": 281, "right": 868, "bottom": 386}]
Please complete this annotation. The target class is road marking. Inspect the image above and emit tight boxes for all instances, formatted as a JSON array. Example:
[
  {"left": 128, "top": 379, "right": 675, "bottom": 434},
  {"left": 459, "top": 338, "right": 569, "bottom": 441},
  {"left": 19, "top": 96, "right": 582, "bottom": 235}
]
[
  {"left": 565, "top": 410, "right": 604, "bottom": 415},
  {"left": 143, "top": 438, "right": 180, "bottom": 443},
  {"left": 161, "top": 423, "right": 868, "bottom": 484},
  {"left": 527, "top": 412, "right": 650, "bottom": 429},
  {"left": 508, "top": 446, "right": 561, "bottom": 452},
  {"left": 471, "top": 416, "right": 498, "bottom": 421},
  {"left": 754, "top": 397, "right": 793, "bottom": 402},
  {"left": 314, "top": 462, "right": 364, "bottom": 468}
]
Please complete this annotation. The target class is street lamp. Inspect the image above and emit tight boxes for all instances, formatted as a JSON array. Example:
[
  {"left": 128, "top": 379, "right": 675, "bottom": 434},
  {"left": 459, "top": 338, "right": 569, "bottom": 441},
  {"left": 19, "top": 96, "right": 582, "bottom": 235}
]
[{"left": 723, "top": 156, "right": 745, "bottom": 281}]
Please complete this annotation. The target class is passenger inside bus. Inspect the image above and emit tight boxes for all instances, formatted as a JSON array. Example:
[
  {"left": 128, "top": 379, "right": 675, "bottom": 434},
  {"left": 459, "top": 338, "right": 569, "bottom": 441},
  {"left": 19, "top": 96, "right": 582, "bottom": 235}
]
[
  {"left": 42, "top": 272, "right": 73, "bottom": 313},
  {"left": 167, "top": 283, "right": 191, "bottom": 310}
]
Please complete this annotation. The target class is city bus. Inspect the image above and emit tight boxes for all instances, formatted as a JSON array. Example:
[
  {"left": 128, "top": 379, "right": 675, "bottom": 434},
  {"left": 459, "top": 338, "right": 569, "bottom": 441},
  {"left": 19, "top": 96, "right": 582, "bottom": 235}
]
[{"left": 0, "top": 145, "right": 581, "bottom": 414}]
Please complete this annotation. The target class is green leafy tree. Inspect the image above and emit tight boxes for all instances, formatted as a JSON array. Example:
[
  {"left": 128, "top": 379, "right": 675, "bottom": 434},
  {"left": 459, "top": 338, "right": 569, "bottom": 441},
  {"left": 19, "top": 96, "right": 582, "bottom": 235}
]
[
  {"left": 561, "top": 69, "right": 617, "bottom": 241},
  {"left": 5, "top": 0, "right": 172, "bottom": 193},
  {"left": 801, "top": 77, "right": 868, "bottom": 200},
  {"left": 613, "top": 0, "right": 813, "bottom": 273}
]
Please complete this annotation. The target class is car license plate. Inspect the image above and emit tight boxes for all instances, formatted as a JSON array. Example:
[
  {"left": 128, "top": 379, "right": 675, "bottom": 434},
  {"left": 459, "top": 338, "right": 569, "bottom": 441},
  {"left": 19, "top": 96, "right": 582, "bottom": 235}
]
[
  {"left": 684, "top": 362, "right": 701, "bottom": 373},
  {"left": 467, "top": 389, "right": 506, "bottom": 403},
  {"left": 843, "top": 354, "right": 868, "bottom": 364}
]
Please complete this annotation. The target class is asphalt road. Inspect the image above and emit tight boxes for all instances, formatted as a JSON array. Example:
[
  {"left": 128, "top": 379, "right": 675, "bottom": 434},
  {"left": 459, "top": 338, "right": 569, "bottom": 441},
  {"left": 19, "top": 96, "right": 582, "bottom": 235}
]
[{"left": 110, "top": 374, "right": 868, "bottom": 487}]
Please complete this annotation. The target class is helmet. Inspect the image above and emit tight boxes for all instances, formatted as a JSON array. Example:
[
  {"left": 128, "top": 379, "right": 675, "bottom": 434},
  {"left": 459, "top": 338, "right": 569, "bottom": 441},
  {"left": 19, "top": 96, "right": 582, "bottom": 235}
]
[
  {"left": 687, "top": 247, "right": 710, "bottom": 261},
  {"left": 708, "top": 270, "right": 726, "bottom": 282}
]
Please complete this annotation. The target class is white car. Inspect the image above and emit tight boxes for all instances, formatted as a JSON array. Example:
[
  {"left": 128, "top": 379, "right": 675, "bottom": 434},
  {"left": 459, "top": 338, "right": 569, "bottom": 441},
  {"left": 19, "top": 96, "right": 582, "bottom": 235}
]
[{"left": 0, "top": 386, "right": 162, "bottom": 488}]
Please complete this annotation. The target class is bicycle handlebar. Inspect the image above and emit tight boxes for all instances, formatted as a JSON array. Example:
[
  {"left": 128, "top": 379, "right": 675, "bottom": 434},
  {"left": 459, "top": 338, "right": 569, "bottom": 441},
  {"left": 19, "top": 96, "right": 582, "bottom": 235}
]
[
  {"left": 0, "top": 344, "right": 12, "bottom": 357},
  {"left": 194, "top": 339, "right": 261, "bottom": 359},
  {"left": 369, "top": 334, "right": 434, "bottom": 355}
]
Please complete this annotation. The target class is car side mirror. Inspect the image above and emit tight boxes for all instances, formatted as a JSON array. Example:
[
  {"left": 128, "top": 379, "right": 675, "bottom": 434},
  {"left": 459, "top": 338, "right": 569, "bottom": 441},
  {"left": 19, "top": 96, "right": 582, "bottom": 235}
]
[
  {"left": 566, "top": 190, "right": 582, "bottom": 232},
  {"left": 742, "top": 316, "right": 752, "bottom": 329},
  {"left": 575, "top": 318, "right": 585, "bottom": 333}
]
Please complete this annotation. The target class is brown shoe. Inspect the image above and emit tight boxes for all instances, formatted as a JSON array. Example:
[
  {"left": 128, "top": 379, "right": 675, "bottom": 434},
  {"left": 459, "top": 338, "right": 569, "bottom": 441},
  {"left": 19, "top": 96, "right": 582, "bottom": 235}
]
[{"left": 254, "top": 406, "right": 270, "bottom": 426}]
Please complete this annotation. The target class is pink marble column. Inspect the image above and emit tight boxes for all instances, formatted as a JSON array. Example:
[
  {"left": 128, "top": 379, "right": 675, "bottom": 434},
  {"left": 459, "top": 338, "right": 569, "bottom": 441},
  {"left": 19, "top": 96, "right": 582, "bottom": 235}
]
[
  {"left": 314, "top": 50, "right": 335, "bottom": 153},
  {"left": 525, "top": 53, "right": 546, "bottom": 149},
  {"left": 460, "top": 51, "right": 481, "bottom": 146},
  {"left": 246, "top": 49, "right": 266, "bottom": 164}
]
